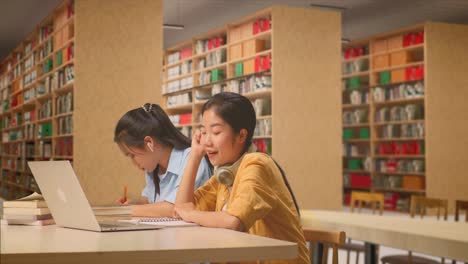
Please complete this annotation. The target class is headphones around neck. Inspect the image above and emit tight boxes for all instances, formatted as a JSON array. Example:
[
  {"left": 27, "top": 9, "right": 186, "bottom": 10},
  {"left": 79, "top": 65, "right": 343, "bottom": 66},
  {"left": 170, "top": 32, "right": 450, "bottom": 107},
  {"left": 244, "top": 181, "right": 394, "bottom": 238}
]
[{"left": 213, "top": 145, "right": 255, "bottom": 186}]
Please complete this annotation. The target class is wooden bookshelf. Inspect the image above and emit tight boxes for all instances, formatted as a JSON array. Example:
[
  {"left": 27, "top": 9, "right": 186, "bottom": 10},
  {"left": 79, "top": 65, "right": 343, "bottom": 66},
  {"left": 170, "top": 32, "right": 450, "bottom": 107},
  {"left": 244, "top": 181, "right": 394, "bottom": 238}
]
[
  {"left": 0, "top": 0, "right": 164, "bottom": 204},
  {"left": 0, "top": 0, "right": 75, "bottom": 199},
  {"left": 161, "top": 6, "right": 342, "bottom": 210},
  {"left": 342, "top": 21, "right": 468, "bottom": 213}
]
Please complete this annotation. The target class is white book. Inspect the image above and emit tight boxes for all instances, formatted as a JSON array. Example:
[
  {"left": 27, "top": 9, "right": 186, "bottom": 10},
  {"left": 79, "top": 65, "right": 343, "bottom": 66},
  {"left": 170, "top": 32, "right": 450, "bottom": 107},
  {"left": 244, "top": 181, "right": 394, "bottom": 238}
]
[{"left": 119, "top": 217, "right": 198, "bottom": 227}]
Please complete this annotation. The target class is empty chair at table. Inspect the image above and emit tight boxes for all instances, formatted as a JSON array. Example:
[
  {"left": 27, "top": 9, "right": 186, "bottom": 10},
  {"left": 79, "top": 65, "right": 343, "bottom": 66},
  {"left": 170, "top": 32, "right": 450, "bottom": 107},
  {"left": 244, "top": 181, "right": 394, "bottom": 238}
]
[
  {"left": 340, "top": 191, "right": 385, "bottom": 264},
  {"left": 381, "top": 195, "right": 448, "bottom": 264}
]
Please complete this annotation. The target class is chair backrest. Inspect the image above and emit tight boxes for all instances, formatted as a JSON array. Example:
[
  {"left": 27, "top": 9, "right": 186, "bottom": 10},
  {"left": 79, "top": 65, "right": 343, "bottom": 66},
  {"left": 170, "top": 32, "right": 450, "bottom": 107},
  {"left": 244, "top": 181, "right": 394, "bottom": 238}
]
[
  {"left": 350, "top": 191, "right": 384, "bottom": 215},
  {"left": 410, "top": 196, "right": 448, "bottom": 220},
  {"left": 303, "top": 228, "right": 346, "bottom": 264},
  {"left": 455, "top": 200, "right": 468, "bottom": 222}
]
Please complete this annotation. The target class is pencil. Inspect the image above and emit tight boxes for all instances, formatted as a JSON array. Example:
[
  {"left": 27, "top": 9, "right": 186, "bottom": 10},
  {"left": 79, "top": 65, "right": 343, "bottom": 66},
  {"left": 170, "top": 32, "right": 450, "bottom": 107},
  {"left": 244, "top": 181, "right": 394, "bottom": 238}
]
[{"left": 123, "top": 185, "right": 128, "bottom": 203}]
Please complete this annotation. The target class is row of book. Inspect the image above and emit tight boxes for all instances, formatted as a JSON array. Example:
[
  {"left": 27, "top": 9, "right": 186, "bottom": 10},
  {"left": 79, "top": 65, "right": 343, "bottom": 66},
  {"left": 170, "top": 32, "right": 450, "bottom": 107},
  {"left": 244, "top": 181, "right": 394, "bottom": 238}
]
[
  {"left": 165, "top": 76, "right": 193, "bottom": 94},
  {"left": 374, "top": 158, "right": 425, "bottom": 173},
  {"left": 375, "top": 104, "right": 424, "bottom": 122},
  {"left": 57, "top": 116, "right": 73, "bottom": 135},
  {"left": 229, "top": 75, "right": 271, "bottom": 94},
  {"left": 55, "top": 138, "right": 73, "bottom": 157},
  {"left": 56, "top": 92, "right": 73, "bottom": 114},
  {"left": 37, "top": 141, "right": 52, "bottom": 158},
  {"left": 167, "top": 47, "right": 192, "bottom": 64},
  {"left": 167, "top": 61, "right": 192, "bottom": 79},
  {"left": 254, "top": 118, "right": 272, "bottom": 137},
  {"left": 195, "top": 36, "right": 226, "bottom": 55},
  {"left": 343, "top": 143, "right": 370, "bottom": 157},
  {"left": 169, "top": 113, "right": 191, "bottom": 126},
  {"left": 373, "top": 81, "right": 424, "bottom": 102},
  {"left": 348, "top": 90, "right": 370, "bottom": 105},
  {"left": 343, "top": 109, "right": 368, "bottom": 125},
  {"left": 198, "top": 48, "right": 226, "bottom": 69},
  {"left": 375, "top": 141, "right": 424, "bottom": 155},
  {"left": 167, "top": 92, "right": 192, "bottom": 107},
  {"left": 2, "top": 130, "right": 23, "bottom": 142},
  {"left": 378, "top": 123, "right": 424, "bottom": 139},
  {"left": 38, "top": 100, "right": 53, "bottom": 120},
  {"left": 253, "top": 138, "right": 272, "bottom": 155},
  {"left": 37, "top": 123, "right": 52, "bottom": 138},
  {"left": 342, "top": 59, "right": 369, "bottom": 75}
]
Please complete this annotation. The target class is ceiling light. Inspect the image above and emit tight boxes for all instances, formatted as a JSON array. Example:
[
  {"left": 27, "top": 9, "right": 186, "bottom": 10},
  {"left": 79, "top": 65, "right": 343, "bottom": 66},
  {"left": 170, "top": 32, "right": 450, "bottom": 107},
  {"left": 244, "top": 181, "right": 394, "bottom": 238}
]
[
  {"left": 163, "top": 24, "right": 184, "bottom": 30},
  {"left": 309, "top": 4, "right": 348, "bottom": 12}
]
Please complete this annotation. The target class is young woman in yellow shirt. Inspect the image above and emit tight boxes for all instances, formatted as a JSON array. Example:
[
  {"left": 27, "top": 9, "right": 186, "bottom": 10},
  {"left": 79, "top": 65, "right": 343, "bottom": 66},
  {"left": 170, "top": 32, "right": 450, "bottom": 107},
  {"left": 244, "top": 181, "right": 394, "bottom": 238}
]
[{"left": 175, "top": 92, "right": 309, "bottom": 264}]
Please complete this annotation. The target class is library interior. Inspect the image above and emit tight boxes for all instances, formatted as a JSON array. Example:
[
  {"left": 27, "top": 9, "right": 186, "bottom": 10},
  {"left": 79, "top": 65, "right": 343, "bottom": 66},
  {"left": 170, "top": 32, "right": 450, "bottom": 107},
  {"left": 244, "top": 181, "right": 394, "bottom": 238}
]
[{"left": 0, "top": 1, "right": 467, "bottom": 264}]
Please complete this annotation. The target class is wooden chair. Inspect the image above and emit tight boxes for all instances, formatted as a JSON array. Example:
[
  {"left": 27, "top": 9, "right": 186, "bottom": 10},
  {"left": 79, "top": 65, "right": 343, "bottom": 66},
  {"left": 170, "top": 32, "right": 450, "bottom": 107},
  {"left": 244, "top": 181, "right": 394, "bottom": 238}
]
[
  {"left": 340, "top": 191, "right": 385, "bottom": 264},
  {"left": 350, "top": 191, "right": 385, "bottom": 215},
  {"left": 381, "top": 196, "right": 448, "bottom": 264},
  {"left": 455, "top": 200, "right": 468, "bottom": 222},
  {"left": 303, "top": 228, "right": 346, "bottom": 264}
]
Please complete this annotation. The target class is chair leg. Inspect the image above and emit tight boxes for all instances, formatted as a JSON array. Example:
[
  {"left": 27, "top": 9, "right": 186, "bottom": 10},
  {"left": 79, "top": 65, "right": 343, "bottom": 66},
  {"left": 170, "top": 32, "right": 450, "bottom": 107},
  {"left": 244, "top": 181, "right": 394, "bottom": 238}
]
[
  {"left": 346, "top": 249, "right": 351, "bottom": 264},
  {"left": 322, "top": 244, "right": 329, "bottom": 264},
  {"left": 356, "top": 250, "right": 360, "bottom": 264},
  {"left": 333, "top": 245, "right": 338, "bottom": 264}
]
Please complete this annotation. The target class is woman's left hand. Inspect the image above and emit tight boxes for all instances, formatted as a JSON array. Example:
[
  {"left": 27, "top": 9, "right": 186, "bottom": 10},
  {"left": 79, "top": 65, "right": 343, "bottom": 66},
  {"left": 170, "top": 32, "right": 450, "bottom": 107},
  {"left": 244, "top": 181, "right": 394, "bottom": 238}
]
[{"left": 174, "top": 202, "right": 196, "bottom": 221}]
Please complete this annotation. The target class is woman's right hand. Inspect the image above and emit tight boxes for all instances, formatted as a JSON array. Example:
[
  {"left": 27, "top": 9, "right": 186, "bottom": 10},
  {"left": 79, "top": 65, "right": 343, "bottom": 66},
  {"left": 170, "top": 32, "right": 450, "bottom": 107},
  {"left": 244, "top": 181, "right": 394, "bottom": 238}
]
[{"left": 191, "top": 129, "right": 206, "bottom": 158}]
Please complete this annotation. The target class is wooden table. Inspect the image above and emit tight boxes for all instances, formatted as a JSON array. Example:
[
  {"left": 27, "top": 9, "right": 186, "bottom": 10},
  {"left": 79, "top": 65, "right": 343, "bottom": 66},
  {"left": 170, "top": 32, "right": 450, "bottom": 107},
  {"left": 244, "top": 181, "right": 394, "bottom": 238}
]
[
  {"left": 301, "top": 210, "right": 468, "bottom": 263},
  {"left": 0, "top": 224, "right": 297, "bottom": 264}
]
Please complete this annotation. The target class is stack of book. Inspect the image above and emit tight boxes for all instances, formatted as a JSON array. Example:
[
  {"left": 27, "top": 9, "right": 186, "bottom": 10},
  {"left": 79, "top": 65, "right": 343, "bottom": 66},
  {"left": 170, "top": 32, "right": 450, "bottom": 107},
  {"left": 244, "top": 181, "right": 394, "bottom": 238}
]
[{"left": 1, "top": 192, "right": 55, "bottom": 226}]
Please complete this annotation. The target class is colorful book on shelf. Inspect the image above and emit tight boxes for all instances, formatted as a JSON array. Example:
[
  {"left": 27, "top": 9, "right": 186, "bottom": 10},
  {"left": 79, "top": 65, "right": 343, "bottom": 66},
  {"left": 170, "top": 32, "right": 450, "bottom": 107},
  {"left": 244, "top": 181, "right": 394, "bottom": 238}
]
[
  {"left": 92, "top": 205, "right": 133, "bottom": 216},
  {"left": 119, "top": 217, "right": 198, "bottom": 227}
]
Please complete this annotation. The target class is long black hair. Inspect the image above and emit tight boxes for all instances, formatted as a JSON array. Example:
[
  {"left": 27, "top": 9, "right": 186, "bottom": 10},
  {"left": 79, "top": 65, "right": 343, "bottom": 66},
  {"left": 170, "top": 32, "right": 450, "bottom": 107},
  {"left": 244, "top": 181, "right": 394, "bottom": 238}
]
[
  {"left": 114, "top": 103, "right": 190, "bottom": 150},
  {"left": 201, "top": 92, "right": 300, "bottom": 215}
]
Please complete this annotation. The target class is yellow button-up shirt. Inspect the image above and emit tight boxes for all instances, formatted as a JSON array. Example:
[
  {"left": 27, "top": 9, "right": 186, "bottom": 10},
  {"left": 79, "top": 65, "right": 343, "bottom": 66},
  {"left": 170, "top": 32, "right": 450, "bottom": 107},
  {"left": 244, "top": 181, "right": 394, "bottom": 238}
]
[{"left": 195, "top": 152, "right": 310, "bottom": 264}]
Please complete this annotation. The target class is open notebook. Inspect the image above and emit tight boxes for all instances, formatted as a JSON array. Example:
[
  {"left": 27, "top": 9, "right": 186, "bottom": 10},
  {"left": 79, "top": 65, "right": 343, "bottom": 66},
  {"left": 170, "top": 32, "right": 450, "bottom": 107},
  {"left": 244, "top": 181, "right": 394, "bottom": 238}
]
[{"left": 119, "top": 217, "right": 198, "bottom": 227}]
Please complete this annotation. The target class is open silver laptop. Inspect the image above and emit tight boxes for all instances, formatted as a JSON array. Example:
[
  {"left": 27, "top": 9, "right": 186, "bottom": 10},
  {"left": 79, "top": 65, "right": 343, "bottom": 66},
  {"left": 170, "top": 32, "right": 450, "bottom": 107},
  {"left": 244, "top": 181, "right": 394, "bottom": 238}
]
[{"left": 28, "top": 161, "right": 162, "bottom": 232}]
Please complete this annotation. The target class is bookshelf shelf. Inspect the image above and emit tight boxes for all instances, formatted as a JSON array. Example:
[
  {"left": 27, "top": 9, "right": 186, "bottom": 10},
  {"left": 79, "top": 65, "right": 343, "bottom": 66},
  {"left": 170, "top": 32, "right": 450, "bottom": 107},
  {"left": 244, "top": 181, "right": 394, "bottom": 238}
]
[
  {"left": 372, "top": 43, "right": 424, "bottom": 57},
  {"left": 0, "top": 0, "right": 75, "bottom": 199},
  {"left": 342, "top": 71, "right": 369, "bottom": 79},
  {"left": 253, "top": 135, "right": 272, "bottom": 140},
  {"left": 193, "top": 62, "right": 227, "bottom": 75},
  {"left": 54, "top": 133, "right": 73, "bottom": 139},
  {"left": 228, "top": 30, "right": 272, "bottom": 46},
  {"left": 373, "top": 137, "right": 425, "bottom": 142},
  {"left": 36, "top": 117, "right": 54, "bottom": 124},
  {"left": 373, "top": 97, "right": 424, "bottom": 107},
  {"left": 343, "top": 123, "right": 370, "bottom": 128},
  {"left": 342, "top": 103, "right": 370, "bottom": 109},
  {"left": 166, "top": 72, "right": 193, "bottom": 83},
  {"left": 374, "top": 155, "right": 425, "bottom": 159},
  {"left": 373, "top": 187, "right": 425, "bottom": 194},
  {"left": 242, "top": 89, "right": 271, "bottom": 100},
  {"left": 375, "top": 171, "right": 425, "bottom": 176},
  {"left": 193, "top": 45, "right": 227, "bottom": 60},
  {"left": 343, "top": 169, "right": 371, "bottom": 174},
  {"left": 229, "top": 49, "right": 272, "bottom": 65},
  {"left": 54, "top": 112, "right": 73, "bottom": 118},
  {"left": 372, "top": 61, "right": 425, "bottom": 74},
  {"left": 374, "top": 119, "right": 425, "bottom": 126},
  {"left": 342, "top": 55, "right": 370, "bottom": 63}
]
